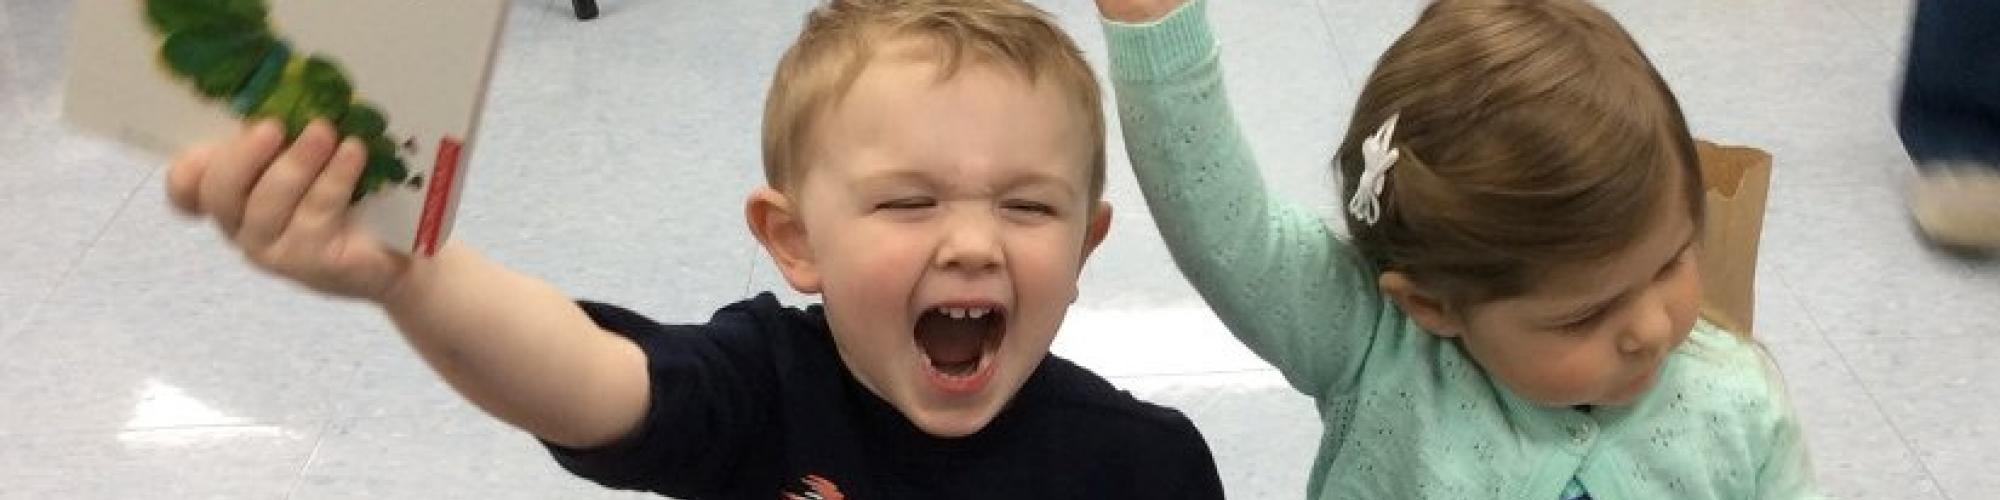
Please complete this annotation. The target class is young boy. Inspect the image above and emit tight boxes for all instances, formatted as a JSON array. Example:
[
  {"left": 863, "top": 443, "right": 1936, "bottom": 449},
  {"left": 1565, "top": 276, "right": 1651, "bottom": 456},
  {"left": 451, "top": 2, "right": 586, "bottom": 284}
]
[{"left": 163, "top": 0, "right": 1224, "bottom": 498}]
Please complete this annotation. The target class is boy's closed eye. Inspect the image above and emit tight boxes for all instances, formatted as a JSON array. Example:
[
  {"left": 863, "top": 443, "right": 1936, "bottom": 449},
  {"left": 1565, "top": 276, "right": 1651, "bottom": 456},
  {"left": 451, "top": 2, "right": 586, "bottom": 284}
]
[
  {"left": 870, "top": 196, "right": 1064, "bottom": 217},
  {"left": 876, "top": 197, "right": 938, "bottom": 211},
  {"left": 1001, "top": 199, "right": 1059, "bottom": 216}
]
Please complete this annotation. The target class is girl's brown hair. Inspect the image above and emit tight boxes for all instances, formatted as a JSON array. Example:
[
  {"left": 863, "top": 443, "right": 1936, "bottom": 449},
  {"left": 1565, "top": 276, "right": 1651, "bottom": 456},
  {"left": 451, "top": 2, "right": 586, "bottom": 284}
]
[{"left": 1337, "top": 0, "right": 1704, "bottom": 305}]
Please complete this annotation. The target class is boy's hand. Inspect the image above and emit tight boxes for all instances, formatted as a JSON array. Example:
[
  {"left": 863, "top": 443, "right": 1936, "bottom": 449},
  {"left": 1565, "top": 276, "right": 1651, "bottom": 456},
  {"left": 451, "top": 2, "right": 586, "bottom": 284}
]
[
  {"left": 171, "top": 121, "right": 645, "bottom": 448},
  {"left": 1094, "top": 0, "right": 1185, "bottom": 23},
  {"left": 167, "top": 119, "right": 410, "bottom": 301}
]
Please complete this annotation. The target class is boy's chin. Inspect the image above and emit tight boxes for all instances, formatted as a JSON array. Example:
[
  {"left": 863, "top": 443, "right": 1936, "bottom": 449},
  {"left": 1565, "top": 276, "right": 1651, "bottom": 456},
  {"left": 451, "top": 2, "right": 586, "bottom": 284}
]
[
  {"left": 891, "top": 379, "right": 1023, "bottom": 438},
  {"left": 903, "top": 406, "right": 1004, "bottom": 438}
]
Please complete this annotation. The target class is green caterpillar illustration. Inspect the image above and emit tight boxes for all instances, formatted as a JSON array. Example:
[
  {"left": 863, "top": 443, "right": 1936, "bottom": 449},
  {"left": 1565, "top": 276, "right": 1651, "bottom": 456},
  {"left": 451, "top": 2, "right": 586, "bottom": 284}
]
[{"left": 145, "top": 0, "right": 415, "bottom": 203}]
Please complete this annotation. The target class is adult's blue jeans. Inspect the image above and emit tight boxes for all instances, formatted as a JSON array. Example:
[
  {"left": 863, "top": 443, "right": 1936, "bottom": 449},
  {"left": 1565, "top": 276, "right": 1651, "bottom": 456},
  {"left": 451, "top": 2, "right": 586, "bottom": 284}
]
[{"left": 1897, "top": 0, "right": 2000, "bottom": 170}]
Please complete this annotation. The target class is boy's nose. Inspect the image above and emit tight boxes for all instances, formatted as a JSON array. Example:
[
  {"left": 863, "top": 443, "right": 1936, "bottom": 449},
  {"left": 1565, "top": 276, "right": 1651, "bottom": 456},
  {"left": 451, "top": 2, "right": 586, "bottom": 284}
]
[{"left": 935, "top": 213, "right": 1004, "bottom": 274}]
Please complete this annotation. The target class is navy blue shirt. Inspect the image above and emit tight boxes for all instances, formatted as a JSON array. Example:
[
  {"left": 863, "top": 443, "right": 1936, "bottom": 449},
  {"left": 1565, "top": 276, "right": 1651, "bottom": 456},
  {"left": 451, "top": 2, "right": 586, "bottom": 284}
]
[{"left": 545, "top": 294, "right": 1225, "bottom": 500}]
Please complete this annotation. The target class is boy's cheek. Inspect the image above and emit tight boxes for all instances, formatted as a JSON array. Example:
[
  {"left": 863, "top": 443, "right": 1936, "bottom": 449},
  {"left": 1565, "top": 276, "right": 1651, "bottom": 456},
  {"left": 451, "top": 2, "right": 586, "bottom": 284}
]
[{"left": 1013, "top": 228, "right": 1095, "bottom": 267}]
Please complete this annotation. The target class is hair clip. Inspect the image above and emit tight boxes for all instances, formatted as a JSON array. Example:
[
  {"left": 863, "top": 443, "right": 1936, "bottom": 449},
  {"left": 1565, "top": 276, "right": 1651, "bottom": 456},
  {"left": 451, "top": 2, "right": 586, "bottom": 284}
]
[{"left": 1347, "top": 113, "right": 1401, "bottom": 226}]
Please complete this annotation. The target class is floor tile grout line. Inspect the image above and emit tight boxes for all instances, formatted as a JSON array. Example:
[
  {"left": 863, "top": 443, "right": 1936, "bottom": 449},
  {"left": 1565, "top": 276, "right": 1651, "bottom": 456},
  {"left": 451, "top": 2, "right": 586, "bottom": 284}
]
[
  {"left": 1105, "top": 367, "right": 1280, "bottom": 380},
  {"left": 116, "top": 421, "right": 305, "bottom": 432},
  {"left": 1821, "top": 340, "right": 1955, "bottom": 500},
  {"left": 0, "top": 3, "right": 30, "bottom": 126},
  {"left": 286, "top": 358, "right": 369, "bottom": 500},
  {"left": 1822, "top": 0, "right": 1910, "bottom": 159},
  {"left": 1830, "top": 0, "right": 1914, "bottom": 184},
  {"left": 1781, "top": 271, "right": 1956, "bottom": 499},
  {"left": 283, "top": 417, "right": 338, "bottom": 500},
  {"left": 0, "top": 164, "right": 161, "bottom": 346},
  {"left": 1819, "top": 333, "right": 1995, "bottom": 343},
  {"left": 1307, "top": 0, "right": 1364, "bottom": 91},
  {"left": 1765, "top": 270, "right": 1836, "bottom": 349},
  {"left": 1825, "top": 0, "right": 1904, "bottom": 59}
]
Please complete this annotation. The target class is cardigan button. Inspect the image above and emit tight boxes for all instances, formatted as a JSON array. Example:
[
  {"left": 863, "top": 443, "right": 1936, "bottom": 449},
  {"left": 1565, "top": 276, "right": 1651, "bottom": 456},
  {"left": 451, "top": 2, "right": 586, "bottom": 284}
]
[{"left": 1568, "top": 424, "right": 1594, "bottom": 445}]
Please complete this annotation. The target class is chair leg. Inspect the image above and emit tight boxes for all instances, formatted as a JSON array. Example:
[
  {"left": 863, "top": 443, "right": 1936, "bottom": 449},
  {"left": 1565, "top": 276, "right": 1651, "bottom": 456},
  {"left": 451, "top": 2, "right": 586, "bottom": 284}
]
[{"left": 572, "top": 0, "right": 599, "bottom": 20}]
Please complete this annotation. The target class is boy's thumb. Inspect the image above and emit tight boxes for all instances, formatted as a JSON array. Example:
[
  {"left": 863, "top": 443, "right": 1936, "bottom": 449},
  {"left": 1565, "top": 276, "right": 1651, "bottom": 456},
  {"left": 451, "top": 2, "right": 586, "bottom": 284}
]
[{"left": 165, "top": 145, "right": 215, "bottom": 216}]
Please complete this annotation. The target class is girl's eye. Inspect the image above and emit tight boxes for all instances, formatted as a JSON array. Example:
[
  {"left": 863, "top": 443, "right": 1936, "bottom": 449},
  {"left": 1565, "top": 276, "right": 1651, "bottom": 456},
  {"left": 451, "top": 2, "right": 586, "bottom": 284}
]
[
  {"left": 876, "top": 197, "right": 935, "bottom": 211},
  {"left": 1556, "top": 309, "right": 1604, "bottom": 335},
  {"left": 1656, "top": 249, "right": 1689, "bottom": 280},
  {"left": 1002, "top": 200, "right": 1057, "bottom": 216}
]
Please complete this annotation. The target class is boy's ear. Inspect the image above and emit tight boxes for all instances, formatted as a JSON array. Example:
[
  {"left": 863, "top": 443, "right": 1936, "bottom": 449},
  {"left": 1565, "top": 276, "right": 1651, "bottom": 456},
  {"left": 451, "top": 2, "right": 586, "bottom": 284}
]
[
  {"left": 1378, "top": 271, "right": 1466, "bottom": 338},
  {"left": 1080, "top": 200, "right": 1113, "bottom": 260},
  {"left": 745, "top": 187, "right": 822, "bottom": 294},
  {"left": 1062, "top": 201, "right": 1114, "bottom": 305}
]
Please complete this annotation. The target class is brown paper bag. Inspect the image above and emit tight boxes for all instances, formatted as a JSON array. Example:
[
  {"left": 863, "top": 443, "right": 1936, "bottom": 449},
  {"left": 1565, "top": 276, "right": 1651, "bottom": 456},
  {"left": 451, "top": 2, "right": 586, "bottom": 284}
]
[{"left": 1694, "top": 140, "right": 1773, "bottom": 335}]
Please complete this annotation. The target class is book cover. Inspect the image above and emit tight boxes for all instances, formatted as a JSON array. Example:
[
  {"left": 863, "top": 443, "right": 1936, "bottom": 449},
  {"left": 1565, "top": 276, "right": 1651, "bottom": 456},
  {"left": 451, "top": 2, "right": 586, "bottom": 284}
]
[{"left": 64, "top": 0, "right": 510, "bottom": 256}]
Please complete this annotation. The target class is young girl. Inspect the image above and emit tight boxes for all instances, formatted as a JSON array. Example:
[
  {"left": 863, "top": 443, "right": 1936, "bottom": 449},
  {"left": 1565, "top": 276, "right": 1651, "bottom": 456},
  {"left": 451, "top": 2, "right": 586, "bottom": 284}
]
[{"left": 1094, "top": 0, "right": 1821, "bottom": 498}]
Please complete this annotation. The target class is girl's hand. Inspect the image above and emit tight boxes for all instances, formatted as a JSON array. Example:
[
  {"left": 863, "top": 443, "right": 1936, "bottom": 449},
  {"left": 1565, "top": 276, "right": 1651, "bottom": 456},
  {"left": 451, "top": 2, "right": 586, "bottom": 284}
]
[
  {"left": 166, "top": 119, "right": 411, "bottom": 301},
  {"left": 1094, "top": 0, "right": 1186, "bottom": 23}
]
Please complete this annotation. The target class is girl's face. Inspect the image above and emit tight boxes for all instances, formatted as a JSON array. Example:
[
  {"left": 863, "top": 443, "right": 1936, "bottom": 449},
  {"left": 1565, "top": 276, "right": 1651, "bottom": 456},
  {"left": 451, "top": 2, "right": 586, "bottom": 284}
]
[{"left": 1423, "top": 184, "right": 1703, "bottom": 407}]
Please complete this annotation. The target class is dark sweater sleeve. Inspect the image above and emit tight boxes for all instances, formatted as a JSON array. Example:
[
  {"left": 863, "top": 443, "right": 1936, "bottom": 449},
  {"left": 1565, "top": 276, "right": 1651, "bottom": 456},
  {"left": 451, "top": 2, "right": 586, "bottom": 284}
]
[
  {"left": 1140, "top": 409, "right": 1227, "bottom": 499},
  {"left": 1036, "top": 358, "right": 1226, "bottom": 499},
  {"left": 541, "top": 299, "right": 781, "bottom": 499}
]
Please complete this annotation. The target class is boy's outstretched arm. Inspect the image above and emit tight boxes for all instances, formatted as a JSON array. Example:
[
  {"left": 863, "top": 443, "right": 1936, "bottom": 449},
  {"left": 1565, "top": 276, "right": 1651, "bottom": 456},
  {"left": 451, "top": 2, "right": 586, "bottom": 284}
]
[{"left": 167, "top": 119, "right": 648, "bottom": 449}]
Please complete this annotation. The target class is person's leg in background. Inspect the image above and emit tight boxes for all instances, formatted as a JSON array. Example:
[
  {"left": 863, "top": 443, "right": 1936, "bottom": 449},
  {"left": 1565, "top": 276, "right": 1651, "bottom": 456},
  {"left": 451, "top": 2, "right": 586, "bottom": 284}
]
[{"left": 1900, "top": 0, "right": 2000, "bottom": 250}]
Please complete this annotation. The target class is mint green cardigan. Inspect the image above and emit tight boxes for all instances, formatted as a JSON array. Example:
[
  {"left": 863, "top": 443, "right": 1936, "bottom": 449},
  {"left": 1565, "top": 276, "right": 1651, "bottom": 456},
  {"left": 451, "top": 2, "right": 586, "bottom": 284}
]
[{"left": 1101, "top": 2, "right": 1822, "bottom": 498}]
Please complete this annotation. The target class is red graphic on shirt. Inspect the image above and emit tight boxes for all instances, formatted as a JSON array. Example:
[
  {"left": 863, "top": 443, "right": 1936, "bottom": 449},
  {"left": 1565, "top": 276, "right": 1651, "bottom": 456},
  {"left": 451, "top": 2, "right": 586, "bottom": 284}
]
[{"left": 782, "top": 474, "right": 844, "bottom": 500}]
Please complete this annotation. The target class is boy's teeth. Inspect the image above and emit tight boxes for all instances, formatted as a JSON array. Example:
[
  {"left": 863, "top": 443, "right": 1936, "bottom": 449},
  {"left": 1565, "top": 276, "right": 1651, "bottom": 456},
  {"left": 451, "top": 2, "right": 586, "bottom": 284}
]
[{"left": 934, "top": 306, "right": 993, "bottom": 320}]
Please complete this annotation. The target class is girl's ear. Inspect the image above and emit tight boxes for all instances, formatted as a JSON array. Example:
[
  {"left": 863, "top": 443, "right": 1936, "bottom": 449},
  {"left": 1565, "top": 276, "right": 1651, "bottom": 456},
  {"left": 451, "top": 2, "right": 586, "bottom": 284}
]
[{"left": 1379, "top": 271, "right": 1468, "bottom": 337}]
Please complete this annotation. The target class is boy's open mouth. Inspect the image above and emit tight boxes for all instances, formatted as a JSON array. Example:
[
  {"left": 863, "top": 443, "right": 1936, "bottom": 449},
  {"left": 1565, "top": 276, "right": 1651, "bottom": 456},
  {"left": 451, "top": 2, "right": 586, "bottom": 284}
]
[{"left": 914, "top": 305, "right": 1006, "bottom": 378}]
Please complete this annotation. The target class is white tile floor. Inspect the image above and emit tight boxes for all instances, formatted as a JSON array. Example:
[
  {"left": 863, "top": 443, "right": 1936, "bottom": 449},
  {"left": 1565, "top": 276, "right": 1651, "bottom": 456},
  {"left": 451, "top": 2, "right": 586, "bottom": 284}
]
[{"left": 2, "top": 0, "right": 1995, "bottom": 498}]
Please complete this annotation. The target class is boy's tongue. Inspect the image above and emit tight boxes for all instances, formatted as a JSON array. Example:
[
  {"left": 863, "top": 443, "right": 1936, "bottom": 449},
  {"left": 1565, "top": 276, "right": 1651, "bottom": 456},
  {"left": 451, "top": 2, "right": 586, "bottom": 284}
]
[{"left": 916, "top": 312, "right": 987, "bottom": 370}]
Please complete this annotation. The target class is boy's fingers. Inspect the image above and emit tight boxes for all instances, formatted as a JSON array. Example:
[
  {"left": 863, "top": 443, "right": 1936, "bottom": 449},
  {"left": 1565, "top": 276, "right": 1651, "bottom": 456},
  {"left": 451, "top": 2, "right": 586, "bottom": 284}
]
[
  {"left": 165, "top": 145, "right": 216, "bottom": 215},
  {"left": 201, "top": 120, "right": 286, "bottom": 235},
  {"left": 294, "top": 137, "right": 368, "bottom": 233},
  {"left": 237, "top": 121, "right": 338, "bottom": 249}
]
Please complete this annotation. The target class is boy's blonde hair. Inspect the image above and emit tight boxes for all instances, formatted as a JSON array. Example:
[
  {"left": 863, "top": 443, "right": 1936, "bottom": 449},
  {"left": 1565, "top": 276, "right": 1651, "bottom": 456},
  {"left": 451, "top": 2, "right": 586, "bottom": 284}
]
[
  {"left": 1336, "top": 0, "right": 1704, "bottom": 304},
  {"left": 762, "top": 0, "right": 1105, "bottom": 198}
]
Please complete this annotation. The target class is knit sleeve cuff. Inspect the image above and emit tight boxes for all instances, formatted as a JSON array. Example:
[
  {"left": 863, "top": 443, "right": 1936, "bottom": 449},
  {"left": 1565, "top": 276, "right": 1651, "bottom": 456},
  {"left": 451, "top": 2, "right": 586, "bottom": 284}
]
[{"left": 1102, "top": 0, "right": 1218, "bottom": 83}]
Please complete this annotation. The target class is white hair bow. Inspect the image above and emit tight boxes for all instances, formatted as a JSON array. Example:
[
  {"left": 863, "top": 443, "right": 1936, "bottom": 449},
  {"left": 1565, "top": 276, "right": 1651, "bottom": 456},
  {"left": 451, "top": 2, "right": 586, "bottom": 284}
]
[{"left": 1347, "top": 114, "right": 1401, "bottom": 226}]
